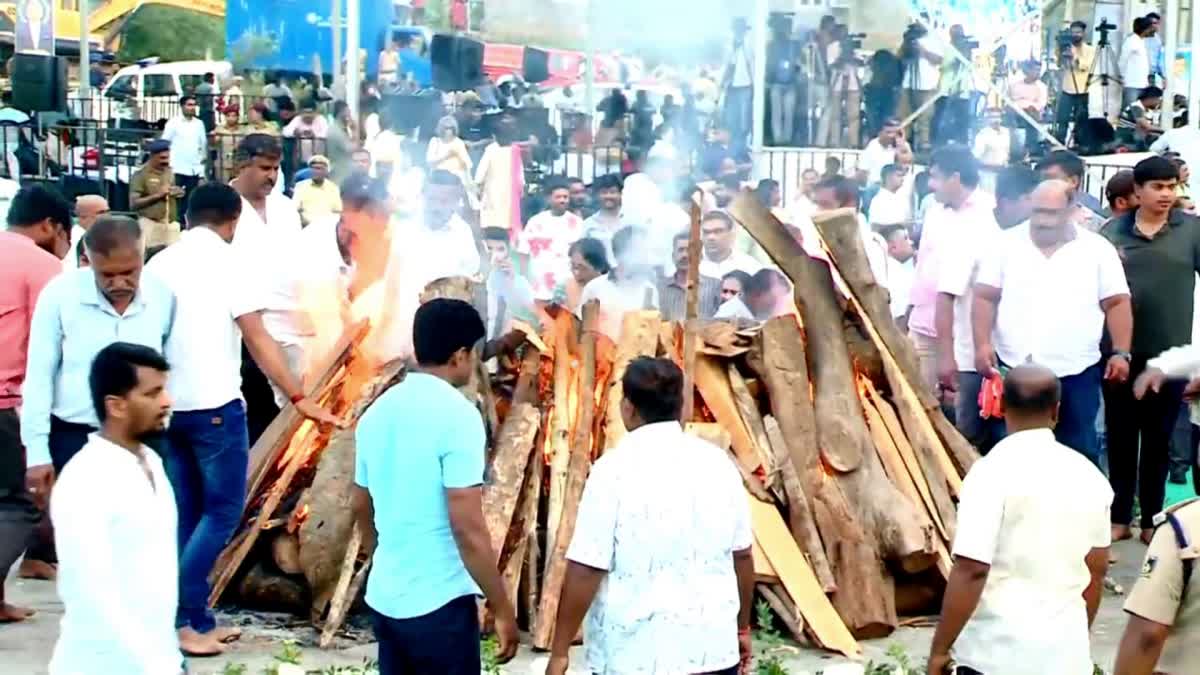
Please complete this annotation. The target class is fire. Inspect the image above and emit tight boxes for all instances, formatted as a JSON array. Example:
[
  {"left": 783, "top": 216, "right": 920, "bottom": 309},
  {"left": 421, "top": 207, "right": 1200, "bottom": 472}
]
[{"left": 287, "top": 504, "right": 310, "bottom": 533}]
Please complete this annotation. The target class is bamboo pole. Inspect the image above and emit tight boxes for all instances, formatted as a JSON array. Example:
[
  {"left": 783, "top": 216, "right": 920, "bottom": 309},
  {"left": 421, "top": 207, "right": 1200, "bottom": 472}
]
[{"left": 682, "top": 202, "right": 702, "bottom": 422}]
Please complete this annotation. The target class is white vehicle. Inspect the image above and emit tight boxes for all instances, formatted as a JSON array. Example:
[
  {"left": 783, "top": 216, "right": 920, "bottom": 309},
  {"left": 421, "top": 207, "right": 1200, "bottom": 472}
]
[{"left": 72, "top": 59, "right": 233, "bottom": 124}]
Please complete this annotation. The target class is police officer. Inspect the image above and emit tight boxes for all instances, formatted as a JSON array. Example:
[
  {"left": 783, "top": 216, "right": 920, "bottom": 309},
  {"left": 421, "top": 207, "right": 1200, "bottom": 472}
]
[{"left": 1113, "top": 497, "right": 1200, "bottom": 675}]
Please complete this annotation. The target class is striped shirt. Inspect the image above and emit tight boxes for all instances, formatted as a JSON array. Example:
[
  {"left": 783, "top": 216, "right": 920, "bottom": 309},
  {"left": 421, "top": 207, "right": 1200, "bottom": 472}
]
[{"left": 658, "top": 274, "right": 722, "bottom": 322}]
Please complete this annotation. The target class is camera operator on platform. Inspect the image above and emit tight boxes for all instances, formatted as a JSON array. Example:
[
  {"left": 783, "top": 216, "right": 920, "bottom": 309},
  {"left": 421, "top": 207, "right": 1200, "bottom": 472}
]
[
  {"left": 899, "top": 21, "right": 943, "bottom": 152},
  {"left": 1055, "top": 21, "right": 1096, "bottom": 142},
  {"left": 933, "top": 25, "right": 974, "bottom": 147},
  {"left": 820, "top": 24, "right": 864, "bottom": 149}
]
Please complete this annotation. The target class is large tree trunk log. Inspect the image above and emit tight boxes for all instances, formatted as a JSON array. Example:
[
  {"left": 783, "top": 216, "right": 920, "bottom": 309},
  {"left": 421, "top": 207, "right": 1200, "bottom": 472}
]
[
  {"left": 299, "top": 426, "right": 358, "bottom": 620},
  {"left": 812, "top": 208, "right": 977, "bottom": 479},
  {"left": 483, "top": 348, "right": 542, "bottom": 567},
  {"left": 694, "top": 356, "right": 762, "bottom": 472},
  {"left": 764, "top": 415, "right": 835, "bottom": 594},
  {"left": 603, "top": 311, "right": 661, "bottom": 451},
  {"left": 728, "top": 364, "right": 781, "bottom": 498},
  {"left": 533, "top": 302, "right": 598, "bottom": 650},
  {"left": 236, "top": 563, "right": 309, "bottom": 614}
]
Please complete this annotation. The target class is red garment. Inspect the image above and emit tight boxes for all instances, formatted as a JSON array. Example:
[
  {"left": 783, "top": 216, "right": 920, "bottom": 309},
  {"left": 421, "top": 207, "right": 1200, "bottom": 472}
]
[
  {"left": 0, "top": 231, "right": 62, "bottom": 409},
  {"left": 450, "top": 0, "right": 468, "bottom": 30}
]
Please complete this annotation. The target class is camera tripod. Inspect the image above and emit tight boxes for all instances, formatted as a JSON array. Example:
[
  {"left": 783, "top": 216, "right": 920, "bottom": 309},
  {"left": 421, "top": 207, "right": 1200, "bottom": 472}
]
[{"left": 1063, "top": 28, "right": 1123, "bottom": 147}]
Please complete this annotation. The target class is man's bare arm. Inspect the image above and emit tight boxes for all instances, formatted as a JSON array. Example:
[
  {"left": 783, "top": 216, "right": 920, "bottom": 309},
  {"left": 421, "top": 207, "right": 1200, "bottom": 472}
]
[
  {"left": 929, "top": 557, "right": 991, "bottom": 666},
  {"left": 1084, "top": 546, "right": 1110, "bottom": 627},
  {"left": 733, "top": 547, "right": 754, "bottom": 630},
  {"left": 350, "top": 485, "right": 377, "bottom": 557},
  {"left": 236, "top": 312, "right": 344, "bottom": 427},
  {"left": 447, "top": 486, "right": 518, "bottom": 661},
  {"left": 1101, "top": 294, "right": 1133, "bottom": 353},
  {"left": 1112, "top": 613, "right": 1171, "bottom": 675},
  {"left": 550, "top": 561, "right": 606, "bottom": 658},
  {"left": 972, "top": 284, "right": 1001, "bottom": 375}
]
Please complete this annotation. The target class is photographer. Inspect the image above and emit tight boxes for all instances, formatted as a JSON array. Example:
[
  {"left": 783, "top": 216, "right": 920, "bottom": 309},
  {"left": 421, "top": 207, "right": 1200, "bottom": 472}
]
[
  {"left": 766, "top": 15, "right": 801, "bottom": 146},
  {"left": 1054, "top": 21, "right": 1095, "bottom": 142},
  {"left": 819, "top": 24, "right": 864, "bottom": 148},
  {"left": 899, "top": 22, "right": 943, "bottom": 151},
  {"left": 933, "top": 25, "right": 974, "bottom": 147},
  {"left": 1120, "top": 16, "right": 1156, "bottom": 109}
]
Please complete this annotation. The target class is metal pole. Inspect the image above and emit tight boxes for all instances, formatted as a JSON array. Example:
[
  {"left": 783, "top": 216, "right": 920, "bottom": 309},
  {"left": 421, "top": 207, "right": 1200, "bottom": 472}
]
[
  {"left": 751, "top": 0, "right": 768, "bottom": 154},
  {"left": 79, "top": 0, "right": 91, "bottom": 97},
  {"left": 346, "top": 0, "right": 360, "bottom": 121},
  {"left": 1191, "top": 0, "right": 1200, "bottom": 126},
  {"left": 584, "top": 0, "right": 595, "bottom": 118},
  {"left": 1165, "top": 0, "right": 1180, "bottom": 124},
  {"left": 332, "top": 0, "right": 343, "bottom": 97}
]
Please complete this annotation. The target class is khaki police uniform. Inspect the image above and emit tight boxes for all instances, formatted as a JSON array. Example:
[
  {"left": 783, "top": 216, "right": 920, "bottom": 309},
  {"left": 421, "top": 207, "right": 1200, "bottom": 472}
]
[
  {"left": 1125, "top": 497, "right": 1200, "bottom": 674},
  {"left": 129, "top": 164, "right": 180, "bottom": 249}
]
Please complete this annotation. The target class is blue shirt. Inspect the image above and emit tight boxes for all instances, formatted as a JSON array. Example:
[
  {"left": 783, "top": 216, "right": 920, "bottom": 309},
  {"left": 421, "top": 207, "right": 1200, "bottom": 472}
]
[
  {"left": 354, "top": 372, "right": 485, "bottom": 619},
  {"left": 21, "top": 269, "right": 175, "bottom": 468}
]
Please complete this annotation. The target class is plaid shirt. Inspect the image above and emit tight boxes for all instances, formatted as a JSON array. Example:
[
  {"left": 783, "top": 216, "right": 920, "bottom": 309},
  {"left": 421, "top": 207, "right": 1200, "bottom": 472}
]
[{"left": 658, "top": 274, "right": 722, "bottom": 322}]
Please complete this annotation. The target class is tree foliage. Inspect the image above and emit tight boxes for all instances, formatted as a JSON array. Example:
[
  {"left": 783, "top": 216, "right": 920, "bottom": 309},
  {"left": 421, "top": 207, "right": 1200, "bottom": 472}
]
[{"left": 116, "top": 5, "right": 225, "bottom": 63}]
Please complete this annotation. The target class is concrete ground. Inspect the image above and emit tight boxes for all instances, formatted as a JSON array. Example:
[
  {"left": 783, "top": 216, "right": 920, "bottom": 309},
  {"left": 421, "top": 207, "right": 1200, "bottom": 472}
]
[{"left": 0, "top": 537, "right": 1151, "bottom": 674}]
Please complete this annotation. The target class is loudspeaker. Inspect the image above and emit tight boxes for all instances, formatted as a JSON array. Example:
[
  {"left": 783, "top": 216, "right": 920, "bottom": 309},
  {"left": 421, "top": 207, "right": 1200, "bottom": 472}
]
[
  {"left": 430, "top": 34, "right": 484, "bottom": 91},
  {"left": 11, "top": 53, "right": 66, "bottom": 113},
  {"left": 523, "top": 47, "right": 549, "bottom": 84}
]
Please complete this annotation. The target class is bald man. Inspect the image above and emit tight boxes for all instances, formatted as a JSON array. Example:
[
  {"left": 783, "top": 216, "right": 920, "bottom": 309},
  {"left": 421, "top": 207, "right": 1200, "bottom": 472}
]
[
  {"left": 972, "top": 180, "right": 1132, "bottom": 464},
  {"left": 928, "top": 364, "right": 1112, "bottom": 675},
  {"left": 64, "top": 195, "right": 109, "bottom": 271}
]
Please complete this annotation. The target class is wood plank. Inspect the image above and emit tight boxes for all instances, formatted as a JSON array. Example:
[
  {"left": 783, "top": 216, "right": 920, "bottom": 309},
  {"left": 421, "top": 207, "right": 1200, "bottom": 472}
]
[
  {"left": 545, "top": 312, "right": 576, "bottom": 565},
  {"left": 682, "top": 202, "right": 703, "bottom": 421},
  {"left": 693, "top": 355, "right": 760, "bottom": 472},
  {"left": 763, "top": 415, "right": 836, "bottom": 594},
  {"left": 603, "top": 311, "right": 661, "bottom": 450},
  {"left": 752, "top": 539, "right": 778, "bottom": 579},
  {"left": 685, "top": 423, "right": 775, "bottom": 503},
  {"left": 245, "top": 320, "right": 369, "bottom": 499},
  {"left": 533, "top": 302, "right": 599, "bottom": 650},
  {"left": 748, "top": 493, "right": 862, "bottom": 658},
  {"left": 482, "top": 348, "right": 542, "bottom": 567},
  {"left": 318, "top": 524, "right": 363, "bottom": 648},
  {"left": 727, "top": 364, "right": 779, "bottom": 497}
]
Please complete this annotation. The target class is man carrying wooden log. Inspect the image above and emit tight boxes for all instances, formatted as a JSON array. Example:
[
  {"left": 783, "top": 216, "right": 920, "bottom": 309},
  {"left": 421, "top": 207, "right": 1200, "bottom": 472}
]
[
  {"left": 547, "top": 357, "right": 755, "bottom": 675},
  {"left": 145, "top": 182, "right": 342, "bottom": 656},
  {"left": 971, "top": 179, "right": 1133, "bottom": 463},
  {"left": 352, "top": 299, "right": 518, "bottom": 673},
  {"left": 928, "top": 364, "right": 1111, "bottom": 675}
]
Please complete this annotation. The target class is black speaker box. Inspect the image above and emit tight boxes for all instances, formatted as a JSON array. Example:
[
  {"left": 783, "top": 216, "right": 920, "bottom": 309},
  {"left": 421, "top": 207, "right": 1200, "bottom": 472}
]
[
  {"left": 523, "top": 47, "right": 549, "bottom": 83},
  {"left": 12, "top": 53, "right": 66, "bottom": 113},
  {"left": 430, "top": 34, "right": 484, "bottom": 91}
]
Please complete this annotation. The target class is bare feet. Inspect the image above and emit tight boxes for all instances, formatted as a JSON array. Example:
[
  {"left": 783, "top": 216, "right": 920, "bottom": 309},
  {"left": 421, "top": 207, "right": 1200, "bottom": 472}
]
[
  {"left": 178, "top": 627, "right": 225, "bottom": 657},
  {"left": 17, "top": 559, "right": 56, "bottom": 581},
  {"left": 0, "top": 602, "right": 35, "bottom": 622},
  {"left": 1140, "top": 528, "right": 1156, "bottom": 545},
  {"left": 209, "top": 626, "right": 242, "bottom": 644},
  {"left": 1112, "top": 524, "right": 1134, "bottom": 542}
]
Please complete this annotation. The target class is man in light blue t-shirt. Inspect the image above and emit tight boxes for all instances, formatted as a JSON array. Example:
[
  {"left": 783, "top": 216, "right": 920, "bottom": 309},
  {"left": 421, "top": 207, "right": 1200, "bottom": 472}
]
[{"left": 352, "top": 298, "right": 518, "bottom": 673}]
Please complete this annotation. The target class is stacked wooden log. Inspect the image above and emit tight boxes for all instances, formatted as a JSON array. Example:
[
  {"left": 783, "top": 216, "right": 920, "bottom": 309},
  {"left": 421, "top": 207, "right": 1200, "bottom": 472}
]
[{"left": 210, "top": 198, "right": 976, "bottom": 658}]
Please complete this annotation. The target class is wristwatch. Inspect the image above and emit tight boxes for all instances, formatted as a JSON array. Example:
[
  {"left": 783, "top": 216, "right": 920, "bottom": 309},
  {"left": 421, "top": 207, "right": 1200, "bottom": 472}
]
[{"left": 1113, "top": 350, "right": 1132, "bottom": 361}]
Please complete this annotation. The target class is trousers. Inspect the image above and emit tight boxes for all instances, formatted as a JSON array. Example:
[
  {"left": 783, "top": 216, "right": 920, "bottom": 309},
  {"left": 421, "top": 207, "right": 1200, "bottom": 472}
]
[
  {"left": 769, "top": 84, "right": 797, "bottom": 146},
  {"left": 372, "top": 595, "right": 481, "bottom": 675},
  {"left": 1107, "top": 358, "right": 1185, "bottom": 528}
]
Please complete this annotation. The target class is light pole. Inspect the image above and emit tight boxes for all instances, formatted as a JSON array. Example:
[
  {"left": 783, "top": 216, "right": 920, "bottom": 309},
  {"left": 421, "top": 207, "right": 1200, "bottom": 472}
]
[
  {"left": 347, "top": 0, "right": 360, "bottom": 121},
  {"left": 79, "top": 0, "right": 91, "bottom": 97},
  {"left": 332, "top": 0, "right": 343, "bottom": 97}
]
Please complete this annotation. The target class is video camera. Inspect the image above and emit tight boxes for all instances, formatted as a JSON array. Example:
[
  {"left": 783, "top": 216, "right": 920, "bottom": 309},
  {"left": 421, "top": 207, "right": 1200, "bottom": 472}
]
[
  {"left": 900, "top": 23, "right": 927, "bottom": 60},
  {"left": 1096, "top": 18, "right": 1116, "bottom": 46},
  {"left": 1056, "top": 29, "right": 1074, "bottom": 52},
  {"left": 845, "top": 31, "right": 866, "bottom": 51}
]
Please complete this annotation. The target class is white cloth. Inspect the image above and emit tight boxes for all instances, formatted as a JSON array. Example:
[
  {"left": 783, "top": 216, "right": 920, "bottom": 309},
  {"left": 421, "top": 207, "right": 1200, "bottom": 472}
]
[
  {"left": 859, "top": 138, "right": 897, "bottom": 184},
  {"left": 161, "top": 116, "right": 207, "bottom": 177},
  {"left": 869, "top": 188, "right": 909, "bottom": 226},
  {"left": 699, "top": 250, "right": 763, "bottom": 279},
  {"left": 715, "top": 296, "right": 755, "bottom": 321},
  {"left": 232, "top": 193, "right": 303, "bottom": 264},
  {"left": 1120, "top": 33, "right": 1150, "bottom": 90},
  {"left": 933, "top": 206, "right": 1001, "bottom": 372},
  {"left": 145, "top": 228, "right": 264, "bottom": 411},
  {"left": 902, "top": 37, "right": 942, "bottom": 91},
  {"left": 402, "top": 212, "right": 481, "bottom": 290},
  {"left": 859, "top": 214, "right": 890, "bottom": 288},
  {"left": 951, "top": 428, "right": 1112, "bottom": 675},
  {"left": 973, "top": 127, "right": 1012, "bottom": 167},
  {"left": 49, "top": 434, "right": 181, "bottom": 675},
  {"left": 517, "top": 210, "right": 584, "bottom": 300},
  {"left": 887, "top": 257, "right": 915, "bottom": 319},
  {"left": 1150, "top": 342, "right": 1200, "bottom": 424},
  {"left": 566, "top": 422, "right": 752, "bottom": 675},
  {"left": 975, "top": 223, "right": 1129, "bottom": 378},
  {"left": 578, "top": 274, "right": 659, "bottom": 341}
]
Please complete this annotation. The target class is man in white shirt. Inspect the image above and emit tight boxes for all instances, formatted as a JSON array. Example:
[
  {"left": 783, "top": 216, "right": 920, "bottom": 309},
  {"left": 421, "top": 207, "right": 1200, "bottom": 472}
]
[
  {"left": 517, "top": 179, "right": 584, "bottom": 302},
  {"left": 161, "top": 94, "right": 208, "bottom": 214},
  {"left": 1151, "top": 123, "right": 1200, "bottom": 178},
  {"left": 928, "top": 364, "right": 1112, "bottom": 675},
  {"left": 722, "top": 18, "right": 755, "bottom": 148},
  {"left": 899, "top": 27, "right": 943, "bottom": 151},
  {"left": 1121, "top": 17, "right": 1156, "bottom": 108},
  {"left": 578, "top": 226, "right": 660, "bottom": 341},
  {"left": 879, "top": 224, "right": 915, "bottom": 326},
  {"left": 813, "top": 175, "right": 889, "bottom": 284},
  {"left": 859, "top": 118, "right": 903, "bottom": 185},
  {"left": 868, "top": 164, "right": 909, "bottom": 226},
  {"left": 230, "top": 134, "right": 303, "bottom": 264},
  {"left": 49, "top": 342, "right": 182, "bottom": 675},
  {"left": 973, "top": 180, "right": 1133, "bottom": 464},
  {"left": 145, "top": 183, "right": 339, "bottom": 656},
  {"left": 972, "top": 109, "right": 1012, "bottom": 169},
  {"left": 63, "top": 195, "right": 109, "bottom": 272},
  {"left": 699, "top": 211, "right": 762, "bottom": 279},
  {"left": 547, "top": 357, "right": 754, "bottom": 675},
  {"left": 404, "top": 170, "right": 481, "bottom": 291},
  {"left": 909, "top": 146, "right": 995, "bottom": 396}
]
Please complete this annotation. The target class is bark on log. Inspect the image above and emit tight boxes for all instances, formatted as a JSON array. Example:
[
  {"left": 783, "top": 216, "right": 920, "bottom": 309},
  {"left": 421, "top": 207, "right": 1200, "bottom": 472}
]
[
  {"left": 759, "top": 583, "right": 806, "bottom": 643},
  {"left": 682, "top": 203, "right": 703, "bottom": 421},
  {"left": 317, "top": 524, "right": 364, "bottom": 644},
  {"left": 545, "top": 312, "right": 576, "bottom": 565},
  {"left": 533, "top": 302, "right": 598, "bottom": 650},
  {"left": 764, "top": 415, "right": 836, "bottom": 594},
  {"left": 272, "top": 533, "right": 303, "bottom": 575},
  {"left": 236, "top": 563, "right": 310, "bottom": 614},
  {"left": 728, "top": 364, "right": 780, "bottom": 499},
  {"left": 811, "top": 208, "right": 977, "bottom": 480},
  {"left": 603, "top": 311, "right": 662, "bottom": 451},
  {"left": 483, "top": 348, "right": 542, "bottom": 567},
  {"left": 299, "top": 426, "right": 358, "bottom": 619}
]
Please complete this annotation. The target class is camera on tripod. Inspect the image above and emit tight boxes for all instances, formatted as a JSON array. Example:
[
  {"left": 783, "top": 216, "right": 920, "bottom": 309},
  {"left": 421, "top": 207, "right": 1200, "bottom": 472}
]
[
  {"left": 1056, "top": 29, "right": 1074, "bottom": 52},
  {"left": 1096, "top": 18, "right": 1116, "bottom": 45},
  {"left": 845, "top": 32, "right": 866, "bottom": 51},
  {"left": 901, "top": 23, "right": 927, "bottom": 60}
]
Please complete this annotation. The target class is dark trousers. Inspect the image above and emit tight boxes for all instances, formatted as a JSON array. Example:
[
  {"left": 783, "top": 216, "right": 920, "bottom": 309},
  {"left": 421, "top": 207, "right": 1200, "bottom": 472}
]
[
  {"left": 165, "top": 399, "right": 249, "bottom": 632},
  {"left": 1054, "top": 92, "right": 1089, "bottom": 142},
  {"left": 934, "top": 96, "right": 971, "bottom": 147},
  {"left": 48, "top": 416, "right": 96, "bottom": 473},
  {"left": 955, "top": 372, "right": 1007, "bottom": 455},
  {"left": 1056, "top": 363, "right": 1103, "bottom": 466},
  {"left": 372, "top": 594, "right": 481, "bottom": 675},
  {"left": 177, "top": 174, "right": 202, "bottom": 226},
  {"left": 1107, "top": 359, "right": 1185, "bottom": 528},
  {"left": 1168, "top": 402, "right": 1195, "bottom": 478},
  {"left": 863, "top": 85, "right": 898, "bottom": 141},
  {"left": 0, "top": 409, "right": 37, "bottom": 582}
]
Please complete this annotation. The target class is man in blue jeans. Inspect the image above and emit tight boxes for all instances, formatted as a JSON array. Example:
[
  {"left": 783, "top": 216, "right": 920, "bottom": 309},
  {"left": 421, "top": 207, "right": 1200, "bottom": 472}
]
[
  {"left": 352, "top": 299, "right": 518, "bottom": 674},
  {"left": 146, "top": 182, "right": 339, "bottom": 656}
]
